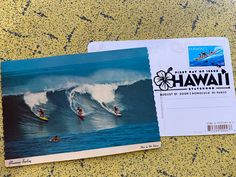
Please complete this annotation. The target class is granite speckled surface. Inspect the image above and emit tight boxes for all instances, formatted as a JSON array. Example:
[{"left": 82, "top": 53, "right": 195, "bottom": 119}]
[{"left": 0, "top": 0, "right": 236, "bottom": 176}]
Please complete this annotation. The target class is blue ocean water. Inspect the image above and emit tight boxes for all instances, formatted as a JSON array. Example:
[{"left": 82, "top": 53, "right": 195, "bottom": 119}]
[
  {"left": 5, "top": 123, "right": 159, "bottom": 159},
  {"left": 3, "top": 79, "right": 160, "bottom": 159},
  {"left": 3, "top": 79, "right": 158, "bottom": 140}
]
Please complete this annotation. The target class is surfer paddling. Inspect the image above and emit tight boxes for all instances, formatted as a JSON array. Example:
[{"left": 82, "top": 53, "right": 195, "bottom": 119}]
[
  {"left": 77, "top": 107, "right": 84, "bottom": 120},
  {"left": 50, "top": 136, "right": 60, "bottom": 142}
]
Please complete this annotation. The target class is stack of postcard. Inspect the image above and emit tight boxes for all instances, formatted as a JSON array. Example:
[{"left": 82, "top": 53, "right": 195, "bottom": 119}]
[{"left": 1, "top": 37, "right": 235, "bottom": 167}]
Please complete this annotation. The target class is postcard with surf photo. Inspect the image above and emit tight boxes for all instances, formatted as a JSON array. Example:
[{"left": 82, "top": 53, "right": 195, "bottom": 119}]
[{"left": 1, "top": 47, "right": 161, "bottom": 167}]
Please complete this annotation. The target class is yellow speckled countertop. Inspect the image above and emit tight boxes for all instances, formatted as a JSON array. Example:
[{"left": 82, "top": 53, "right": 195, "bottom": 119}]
[{"left": 0, "top": 0, "right": 236, "bottom": 176}]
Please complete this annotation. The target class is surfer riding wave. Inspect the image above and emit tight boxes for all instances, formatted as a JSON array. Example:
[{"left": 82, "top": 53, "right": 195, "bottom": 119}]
[
  {"left": 67, "top": 83, "right": 128, "bottom": 119},
  {"left": 194, "top": 49, "right": 220, "bottom": 61},
  {"left": 23, "top": 92, "right": 49, "bottom": 121},
  {"left": 3, "top": 79, "right": 156, "bottom": 141}
]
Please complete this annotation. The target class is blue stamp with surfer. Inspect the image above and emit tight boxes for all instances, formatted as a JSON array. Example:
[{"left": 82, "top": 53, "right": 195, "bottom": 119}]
[{"left": 188, "top": 46, "right": 225, "bottom": 67}]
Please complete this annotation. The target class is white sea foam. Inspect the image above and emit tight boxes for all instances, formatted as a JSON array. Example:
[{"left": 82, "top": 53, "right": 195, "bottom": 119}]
[
  {"left": 23, "top": 92, "right": 48, "bottom": 110},
  {"left": 71, "top": 84, "right": 118, "bottom": 104}
]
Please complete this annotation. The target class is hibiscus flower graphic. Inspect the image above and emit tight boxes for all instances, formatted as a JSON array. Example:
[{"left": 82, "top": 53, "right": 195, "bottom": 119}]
[{"left": 154, "top": 67, "right": 174, "bottom": 91}]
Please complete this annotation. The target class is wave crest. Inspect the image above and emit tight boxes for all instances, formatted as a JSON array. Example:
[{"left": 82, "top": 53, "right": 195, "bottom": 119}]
[
  {"left": 23, "top": 92, "right": 48, "bottom": 115},
  {"left": 71, "top": 84, "right": 118, "bottom": 104},
  {"left": 3, "top": 69, "right": 149, "bottom": 96}
]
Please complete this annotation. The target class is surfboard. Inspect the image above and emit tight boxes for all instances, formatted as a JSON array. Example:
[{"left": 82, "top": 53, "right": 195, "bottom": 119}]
[
  {"left": 38, "top": 116, "right": 48, "bottom": 121},
  {"left": 78, "top": 114, "right": 85, "bottom": 120},
  {"left": 115, "top": 113, "right": 122, "bottom": 117},
  {"left": 75, "top": 110, "right": 85, "bottom": 120},
  {"left": 101, "top": 102, "right": 122, "bottom": 117}
]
